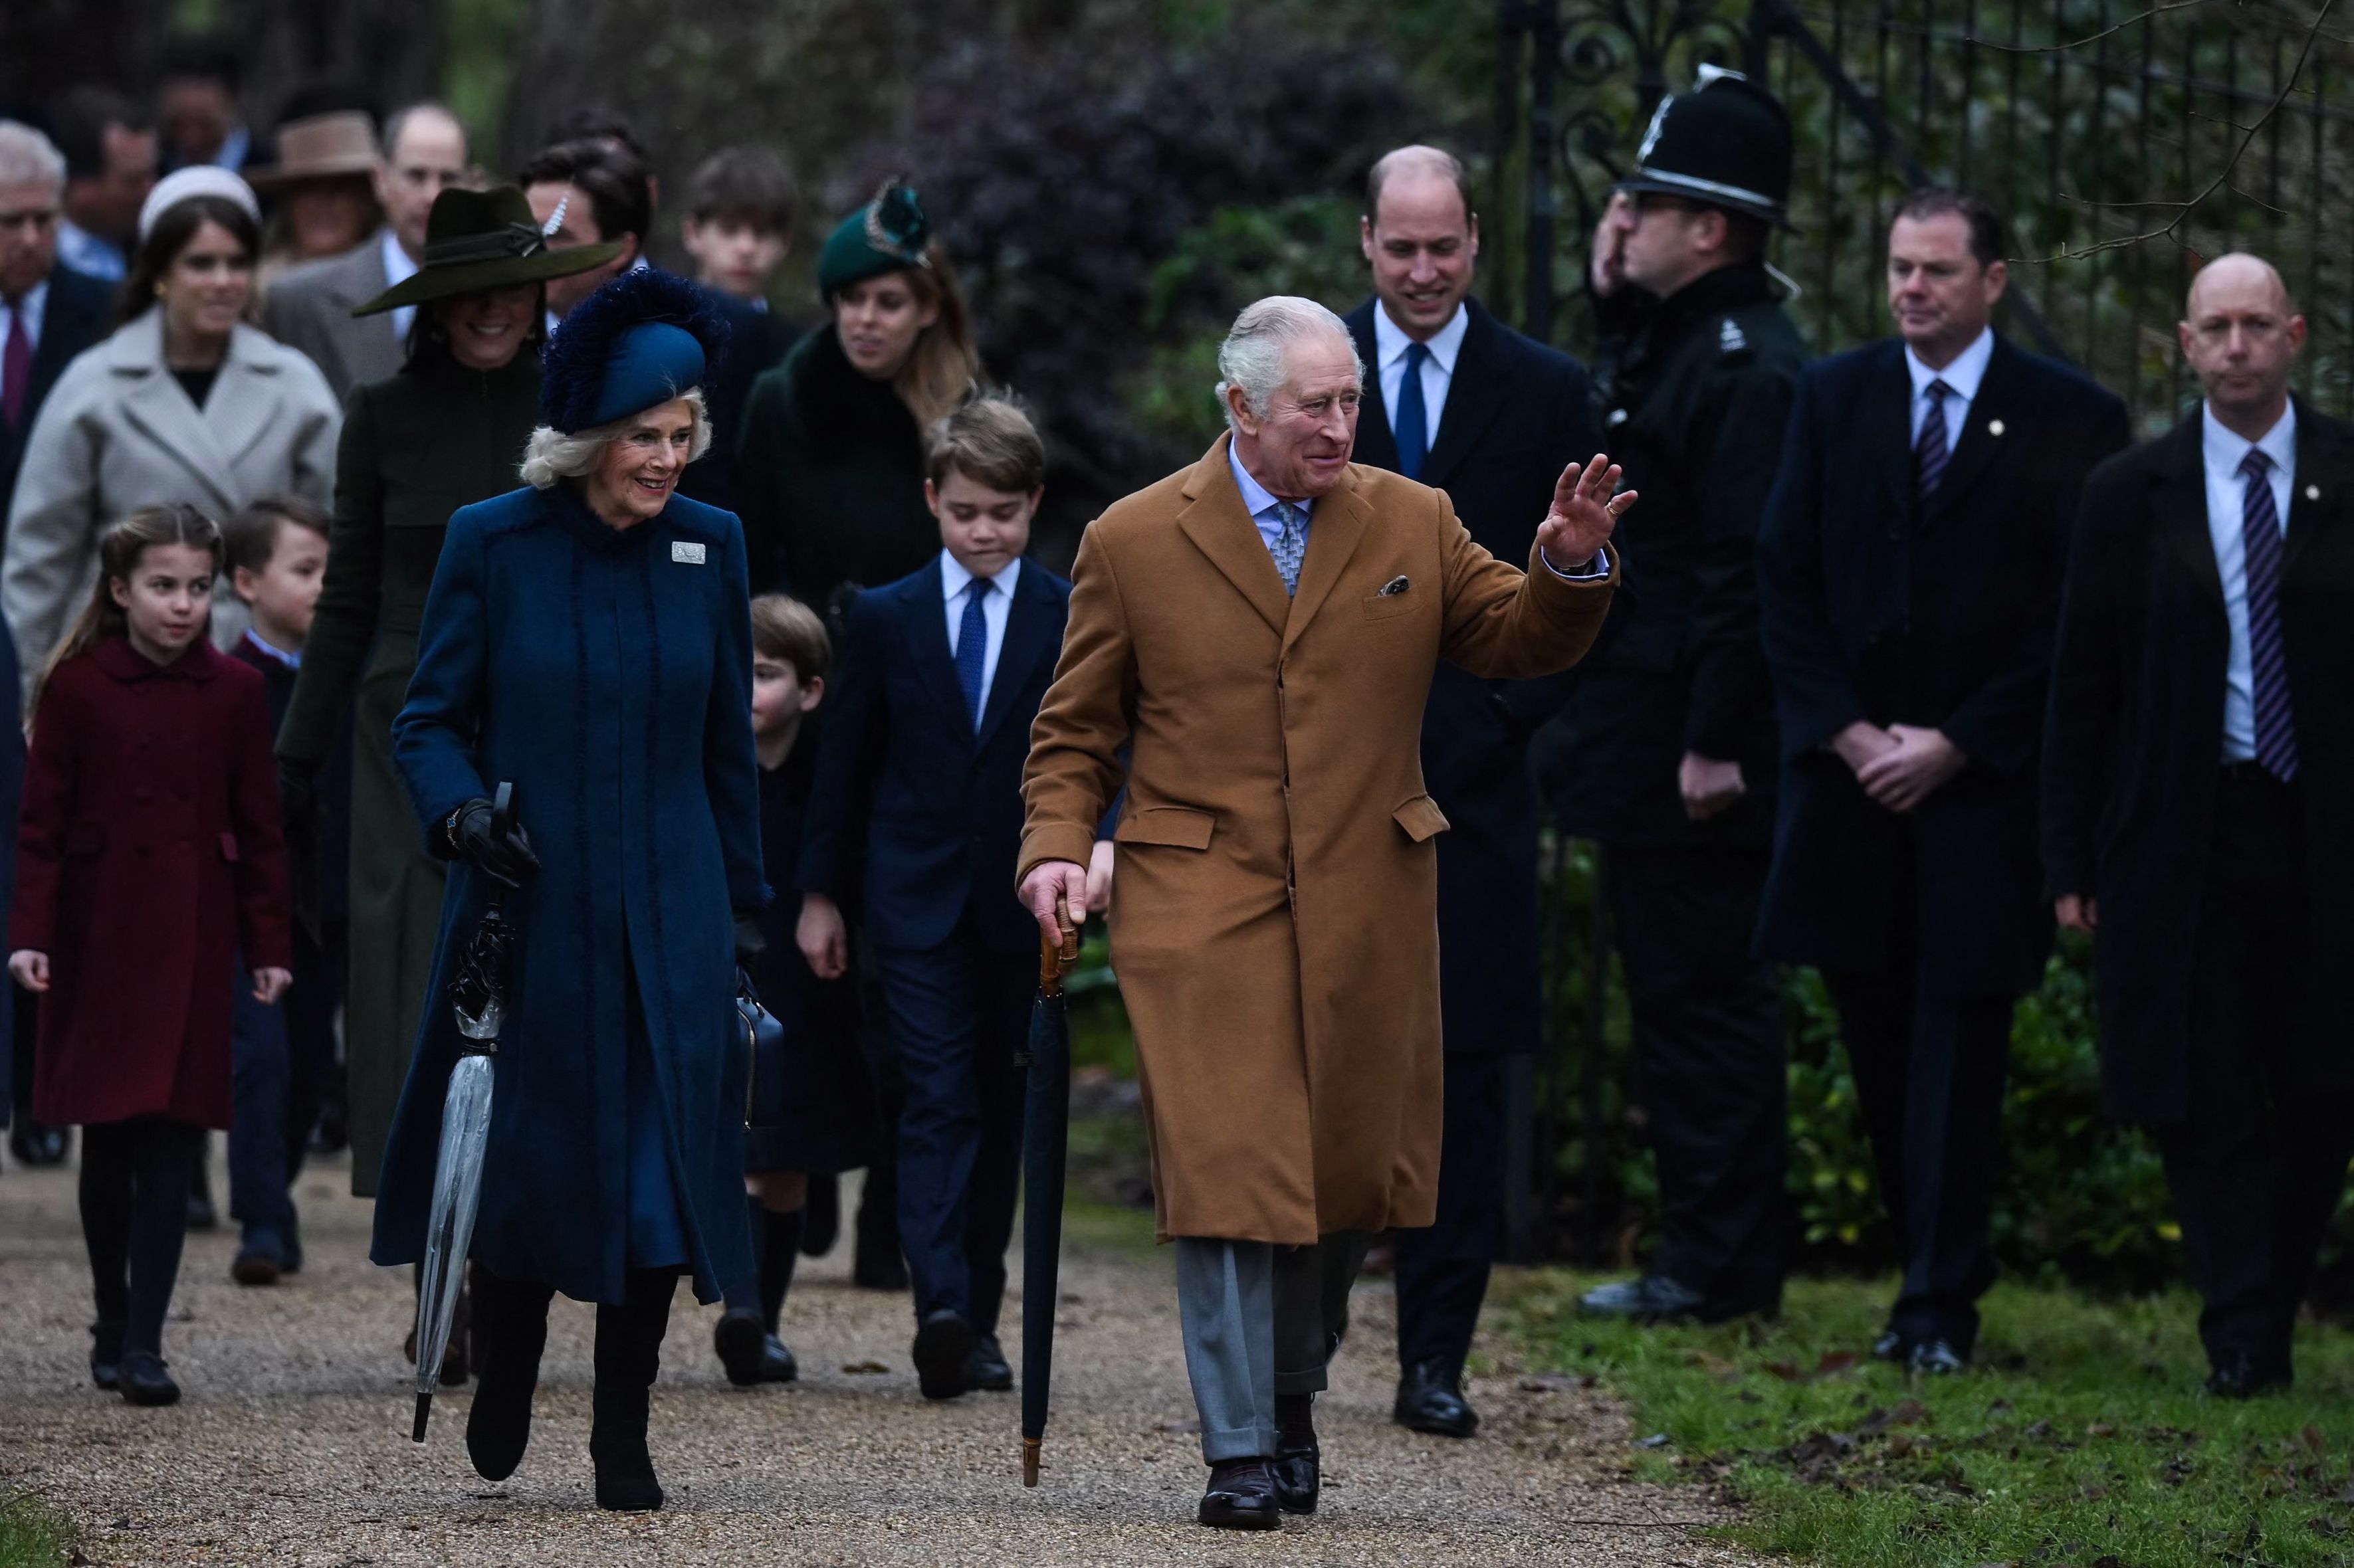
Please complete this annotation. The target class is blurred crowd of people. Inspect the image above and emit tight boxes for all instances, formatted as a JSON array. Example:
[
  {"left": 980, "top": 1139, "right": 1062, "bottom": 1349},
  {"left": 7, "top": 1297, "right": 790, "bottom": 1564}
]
[{"left": 0, "top": 35, "right": 2344, "bottom": 1533}]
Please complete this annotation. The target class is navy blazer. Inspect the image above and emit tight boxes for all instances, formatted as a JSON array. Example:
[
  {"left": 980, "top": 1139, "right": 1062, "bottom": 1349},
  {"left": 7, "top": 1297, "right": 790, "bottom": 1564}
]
[
  {"left": 1, "top": 266, "right": 114, "bottom": 535},
  {"left": 1346, "top": 295, "right": 1601, "bottom": 1055},
  {"left": 1755, "top": 332, "right": 2129, "bottom": 995},
  {"left": 800, "top": 554, "right": 1072, "bottom": 956}
]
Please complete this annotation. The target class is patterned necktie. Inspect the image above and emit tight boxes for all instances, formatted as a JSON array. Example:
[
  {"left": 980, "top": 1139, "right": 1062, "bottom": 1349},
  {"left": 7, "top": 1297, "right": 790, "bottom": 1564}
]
[
  {"left": 1270, "top": 500, "right": 1308, "bottom": 596},
  {"left": 954, "top": 575, "right": 992, "bottom": 730},
  {"left": 2239, "top": 448, "right": 2298, "bottom": 781},
  {"left": 1394, "top": 340, "right": 1430, "bottom": 480},
  {"left": 1, "top": 303, "right": 29, "bottom": 431},
  {"left": 1914, "top": 379, "right": 1952, "bottom": 503}
]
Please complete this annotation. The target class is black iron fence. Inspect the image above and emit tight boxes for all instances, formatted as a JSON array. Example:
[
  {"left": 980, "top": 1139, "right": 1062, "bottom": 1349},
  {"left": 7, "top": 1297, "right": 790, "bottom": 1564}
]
[
  {"left": 1495, "top": 0, "right": 2354, "bottom": 435},
  {"left": 1495, "top": 0, "right": 2351, "bottom": 1265}
]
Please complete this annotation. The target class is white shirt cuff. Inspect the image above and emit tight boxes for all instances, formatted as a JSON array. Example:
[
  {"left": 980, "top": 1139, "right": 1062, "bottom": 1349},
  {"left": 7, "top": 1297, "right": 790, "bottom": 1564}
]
[{"left": 1541, "top": 546, "right": 1611, "bottom": 581}]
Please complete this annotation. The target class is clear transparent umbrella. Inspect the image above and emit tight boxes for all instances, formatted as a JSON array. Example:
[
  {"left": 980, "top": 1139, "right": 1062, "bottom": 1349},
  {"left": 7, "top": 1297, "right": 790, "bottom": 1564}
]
[{"left": 411, "top": 784, "right": 518, "bottom": 1445}]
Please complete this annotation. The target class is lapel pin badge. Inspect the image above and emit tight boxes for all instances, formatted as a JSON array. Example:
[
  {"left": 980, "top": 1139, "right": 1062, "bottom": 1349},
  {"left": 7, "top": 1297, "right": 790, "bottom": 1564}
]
[
  {"left": 672, "top": 541, "right": 706, "bottom": 565},
  {"left": 1378, "top": 575, "right": 1410, "bottom": 597},
  {"left": 1987, "top": 419, "right": 2005, "bottom": 437},
  {"left": 2307, "top": 484, "right": 2321, "bottom": 501}
]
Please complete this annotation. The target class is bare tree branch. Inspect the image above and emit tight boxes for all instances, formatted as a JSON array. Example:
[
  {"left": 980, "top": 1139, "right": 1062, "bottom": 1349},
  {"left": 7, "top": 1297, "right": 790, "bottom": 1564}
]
[{"left": 1963, "top": 0, "right": 2226, "bottom": 54}]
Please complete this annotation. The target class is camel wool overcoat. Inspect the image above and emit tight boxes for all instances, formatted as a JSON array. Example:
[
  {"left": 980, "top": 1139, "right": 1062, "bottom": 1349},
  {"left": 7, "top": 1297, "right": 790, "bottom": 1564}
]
[{"left": 1019, "top": 435, "right": 1616, "bottom": 1245}]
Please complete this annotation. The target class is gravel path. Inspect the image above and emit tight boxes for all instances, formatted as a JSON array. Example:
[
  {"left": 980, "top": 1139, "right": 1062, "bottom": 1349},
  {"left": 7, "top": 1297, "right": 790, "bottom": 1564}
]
[{"left": 0, "top": 1149, "right": 1754, "bottom": 1565}]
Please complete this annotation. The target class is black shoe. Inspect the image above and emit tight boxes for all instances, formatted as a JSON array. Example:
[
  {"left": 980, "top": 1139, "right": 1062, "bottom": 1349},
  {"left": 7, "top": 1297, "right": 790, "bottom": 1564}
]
[
  {"left": 90, "top": 1321, "right": 124, "bottom": 1392},
  {"left": 759, "top": 1333, "right": 799, "bottom": 1383},
  {"left": 231, "top": 1238, "right": 284, "bottom": 1286},
  {"left": 9, "top": 1120, "right": 68, "bottom": 1167},
  {"left": 1272, "top": 1397, "right": 1319, "bottom": 1516},
  {"left": 467, "top": 1270, "right": 552, "bottom": 1483},
  {"left": 715, "top": 1309, "right": 798, "bottom": 1387},
  {"left": 118, "top": 1350, "right": 180, "bottom": 1407},
  {"left": 1907, "top": 1338, "right": 1969, "bottom": 1376},
  {"left": 1198, "top": 1458, "right": 1282, "bottom": 1530},
  {"left": 1394, "top": 1357, "right": 1479, "bottom": 1438},
  {"left": 966, "top": 1333, "right": 1012, "bottom": 1391},
  {"left": 800, "top": 1174, "right": 840, "bottom": 1257},
  {"left": 1871, "top": 1329, "right": 1907, "bottom": 1363},
  {"left": 2204, "top": 1351, "right": 2292, "bottom": 1399},
  {"left": 1578, "top": 1274, "right": 1707, "bottom": 1322},
  {"left": 912, "top": 1310, "right": 972, "bottom": 1400}
]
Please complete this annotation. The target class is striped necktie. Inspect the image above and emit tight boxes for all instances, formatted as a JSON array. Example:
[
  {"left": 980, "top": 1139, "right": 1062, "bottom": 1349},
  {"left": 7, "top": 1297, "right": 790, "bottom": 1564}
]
[
  {"left": 1914, "top": 379, "right": 1952, "bottom": 503},
  {"left": 2239, "top": 448, "right": 2298, "bottom": 781}
]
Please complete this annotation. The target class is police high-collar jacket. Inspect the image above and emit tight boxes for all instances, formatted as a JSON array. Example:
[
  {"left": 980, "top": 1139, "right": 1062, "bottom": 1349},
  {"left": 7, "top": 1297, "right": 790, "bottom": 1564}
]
[{"left": 1544, "top": 262, "right": 1806, "bottom": 848}]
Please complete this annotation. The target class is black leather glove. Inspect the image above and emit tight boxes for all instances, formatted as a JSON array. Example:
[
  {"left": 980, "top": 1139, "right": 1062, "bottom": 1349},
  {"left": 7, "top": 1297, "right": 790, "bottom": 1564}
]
[
  {"left": 734, "top": 916, "right": 768, "bottom": 961},
  {"left": 445, "top": 797, "right": 540, "bottom": 888}
]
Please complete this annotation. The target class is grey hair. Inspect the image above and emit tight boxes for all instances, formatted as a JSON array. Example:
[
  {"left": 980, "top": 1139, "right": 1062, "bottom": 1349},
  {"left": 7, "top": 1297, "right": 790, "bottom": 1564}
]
[
  {"left": 0, "top": 121, "right": 66, "bottom": 197},
  {"left": 1214, "top": 296, "right": 1363, "bottom": 433},
  {"left": 520, "top": 387, "right": 711, "bottom": 489}
]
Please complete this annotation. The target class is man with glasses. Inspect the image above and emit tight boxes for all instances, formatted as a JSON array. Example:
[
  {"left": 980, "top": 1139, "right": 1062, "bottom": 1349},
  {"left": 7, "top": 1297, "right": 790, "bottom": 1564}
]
[
  {"left": 0, "top": 120, "right": 110, "bottom": 1170},
  {"left": 1546, "top": 70, "right": 1807, "bottom": 1326}
]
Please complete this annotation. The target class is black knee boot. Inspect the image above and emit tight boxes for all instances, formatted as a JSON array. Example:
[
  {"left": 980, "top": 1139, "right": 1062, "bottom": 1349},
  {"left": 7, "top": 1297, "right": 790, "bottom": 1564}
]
[
  {"left": 467, "top": 1263, "right": 555, "bottom": 1482},
  {"left": 591, "top": 1268, "right": 675, "bottom": 1511}
]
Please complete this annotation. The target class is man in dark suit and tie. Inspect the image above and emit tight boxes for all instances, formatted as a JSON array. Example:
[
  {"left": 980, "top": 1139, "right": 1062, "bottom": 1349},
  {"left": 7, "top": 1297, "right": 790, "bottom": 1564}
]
[
  {"left": 2044, "top": 253, "right": 2354, "bottom": 1397},
  {"left": 0, "top": 119, "right": 114, "bottom": 1169},
  {"left": 1756, "top": 191, "right": 2129, "bottom": 1373},
  {"left": 796, "top": 398, "right": 1076, "bottom": 1403},
  {"left": 1340, "top": 144, "right": 1602, "bottom": 1438}
]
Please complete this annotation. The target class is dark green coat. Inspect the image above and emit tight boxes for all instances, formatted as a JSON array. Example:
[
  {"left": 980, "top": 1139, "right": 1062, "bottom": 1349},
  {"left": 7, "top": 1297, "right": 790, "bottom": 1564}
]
[
  {"left": 734, "top": 327, "right": 939, "bottom": 612},
  {"left": 276, "top": 350, "right": 542, "bottom": 1195}
]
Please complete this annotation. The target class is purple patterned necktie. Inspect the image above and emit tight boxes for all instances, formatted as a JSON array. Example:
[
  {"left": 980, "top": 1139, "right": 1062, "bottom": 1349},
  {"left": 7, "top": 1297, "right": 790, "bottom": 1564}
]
[
  {"left": 2239, "top": 448, "right": 2298, "bottom": 781},
  {"left": 1914, "top": 379, "right": 1952, "bottom": 503}
]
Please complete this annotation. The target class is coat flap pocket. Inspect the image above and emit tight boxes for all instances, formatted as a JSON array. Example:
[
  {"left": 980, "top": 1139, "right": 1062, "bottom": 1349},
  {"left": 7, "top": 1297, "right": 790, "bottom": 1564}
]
[
  {"left": 1114, "top": 806, "right": 1216, "bottom": 850},
  {"left": 1392, "top": 795, "right": 1451, "bottom": 842},
  {"left": 217, "top": 833, "right": 240, "bottom": 863},
  {"left": 64, "top": 823, "right": 104, "bottom": 856}
]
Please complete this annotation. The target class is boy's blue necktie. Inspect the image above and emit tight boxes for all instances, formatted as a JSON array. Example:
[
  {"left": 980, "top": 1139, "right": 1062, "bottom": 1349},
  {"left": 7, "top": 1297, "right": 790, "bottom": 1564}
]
[{"left": 956, "top": 576, "right": 992, "bottom": 730}]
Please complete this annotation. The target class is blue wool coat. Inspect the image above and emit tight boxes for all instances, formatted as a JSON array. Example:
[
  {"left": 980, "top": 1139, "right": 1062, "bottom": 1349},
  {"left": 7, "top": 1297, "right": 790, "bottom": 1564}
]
[{"left": 368, "top": 482, "right": 766, "bottom": 1306}]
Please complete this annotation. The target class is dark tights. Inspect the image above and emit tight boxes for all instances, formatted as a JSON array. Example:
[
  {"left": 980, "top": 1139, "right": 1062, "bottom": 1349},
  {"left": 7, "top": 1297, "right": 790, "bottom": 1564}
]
[{"left": 80, "top": 1120, "right": 204, "bottom": 1356}]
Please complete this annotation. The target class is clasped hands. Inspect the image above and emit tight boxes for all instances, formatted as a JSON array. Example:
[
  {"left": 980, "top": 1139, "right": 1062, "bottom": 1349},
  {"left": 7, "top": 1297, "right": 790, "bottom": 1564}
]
[{"left": 1832, "top": 720, "right": 1965, "bottom": 814}]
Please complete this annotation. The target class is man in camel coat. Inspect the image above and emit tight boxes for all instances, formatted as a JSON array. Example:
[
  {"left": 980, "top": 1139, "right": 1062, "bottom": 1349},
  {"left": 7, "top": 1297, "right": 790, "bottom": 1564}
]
[{"left": 1018, "top": 296, "right": 1626, "bottom": 1529}]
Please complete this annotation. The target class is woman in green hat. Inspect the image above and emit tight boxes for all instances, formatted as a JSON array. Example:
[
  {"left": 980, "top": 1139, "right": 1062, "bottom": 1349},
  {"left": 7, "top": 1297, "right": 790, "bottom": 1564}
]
[
  {"left": 736, "top": 177, "right": 980, "bottom": 615},
  {"left": 273, "top": 185, "right": 619, "bottom": 1382}
]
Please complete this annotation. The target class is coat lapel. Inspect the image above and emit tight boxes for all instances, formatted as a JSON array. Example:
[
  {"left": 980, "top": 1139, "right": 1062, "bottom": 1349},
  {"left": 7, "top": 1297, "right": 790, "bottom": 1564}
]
[
  {"left": 2153, "top": 413, "right": 2225, "bottom": 619},
  {"left": 1281, "top": 467, "right": 1370, "bottom": 653},
  {"left": 1418, "top": 302, "right": 1509, "bottom": 492},
  {"left": 111, "top": 316, "right": 237, "bottom": 514},
  {"left": 898, "top": 561, "right": 976, "bottom": 743},
  {"left": 209, "top": 328, "right": 283, "bottom": 471},
  {"left": 974, "top": 563, "right": 1056, "bottom": 752},
  {"left": 1924, "top": 335, "right": 2019, "bottom": 523},
  {"left": 1870, "top": 341, "right": 1914, "bottom": 514},
  {"left": 1176, "top": 435, "right": 1290, "bottom": 637},
  {"left": 2284, "top": 394, "right": 2345, "bottom": 583},
  {"left": 1344, "top": 304, "right": 1400, "bottom": 472}
]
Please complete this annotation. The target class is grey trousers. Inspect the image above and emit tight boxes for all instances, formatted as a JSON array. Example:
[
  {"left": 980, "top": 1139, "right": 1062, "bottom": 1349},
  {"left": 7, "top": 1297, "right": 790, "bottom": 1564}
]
[{"left": 1174, "top": 1230, "right": 1372, "bottom": 1462}]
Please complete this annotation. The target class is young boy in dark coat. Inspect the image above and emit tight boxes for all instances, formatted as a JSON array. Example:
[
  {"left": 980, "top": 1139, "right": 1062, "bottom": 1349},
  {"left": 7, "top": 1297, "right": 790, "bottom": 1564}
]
[
  {"left": 220, "top": 496, "right": 344, "bottom": 1284},
  {"left": 710, "top": 593, "right": 879, "bottom": 1387},
  {"left": 798, "top": 397, "right": 1079, "bottom": 1400}
]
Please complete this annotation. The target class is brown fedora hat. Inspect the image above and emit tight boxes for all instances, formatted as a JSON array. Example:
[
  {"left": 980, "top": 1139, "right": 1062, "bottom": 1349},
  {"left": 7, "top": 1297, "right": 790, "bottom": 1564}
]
[
  {"left": 248, "top": 111, "right": 381, "bottom": 191},
  {"left": 353, "top": 185, "right": 621, "bottom": 317}
]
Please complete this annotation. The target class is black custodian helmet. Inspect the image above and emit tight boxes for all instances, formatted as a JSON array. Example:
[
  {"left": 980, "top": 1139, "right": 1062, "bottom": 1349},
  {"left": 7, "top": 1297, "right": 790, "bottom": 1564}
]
[{"left": 1616, "top": 66, "right": 1795, "bottom": 229}]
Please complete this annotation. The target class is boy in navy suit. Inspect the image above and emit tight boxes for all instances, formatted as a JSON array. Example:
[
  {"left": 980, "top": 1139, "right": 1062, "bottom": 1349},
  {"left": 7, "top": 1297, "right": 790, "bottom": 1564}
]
[{"left": 798, "top": 398, "right": 1081, "bottom": 1399}]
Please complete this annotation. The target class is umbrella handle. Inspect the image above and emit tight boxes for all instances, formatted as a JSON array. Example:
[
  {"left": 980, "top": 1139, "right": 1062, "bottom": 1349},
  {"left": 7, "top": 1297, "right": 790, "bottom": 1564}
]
[
  {"left": 1038, "top": 899, "right": 1079, "bottom": 997},
  {"left": 1022, "top": 1436, "right": 1041, "bottom": 1488}
]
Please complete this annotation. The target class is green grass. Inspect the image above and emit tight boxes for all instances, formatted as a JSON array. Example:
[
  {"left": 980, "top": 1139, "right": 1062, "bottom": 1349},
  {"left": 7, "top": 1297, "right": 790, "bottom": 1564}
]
[
  {"left": 1511, "top": 1272, "right": 2354, "bottom": 1567},
  {"left": 0, "top": 1490, "right": 74, "bottom": 1568}
]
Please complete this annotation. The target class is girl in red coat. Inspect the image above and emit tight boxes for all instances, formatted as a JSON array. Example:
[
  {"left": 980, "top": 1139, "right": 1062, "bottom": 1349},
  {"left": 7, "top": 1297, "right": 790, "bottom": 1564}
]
[{"left": 8, "top": 504, "right": 292, "bottom": 1408}]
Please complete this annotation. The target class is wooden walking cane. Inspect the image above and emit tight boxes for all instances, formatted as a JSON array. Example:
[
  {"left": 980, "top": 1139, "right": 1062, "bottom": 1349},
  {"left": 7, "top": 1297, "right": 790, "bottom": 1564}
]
[{"left": 1019, "top": 896, "right": 1083, "bottom": 1486}]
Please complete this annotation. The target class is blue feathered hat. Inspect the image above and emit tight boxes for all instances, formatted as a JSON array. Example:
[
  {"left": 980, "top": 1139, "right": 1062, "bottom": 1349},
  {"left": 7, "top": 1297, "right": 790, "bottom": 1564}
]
[{"left": 540, "top": 267, "right": 730, "bottom": 433}]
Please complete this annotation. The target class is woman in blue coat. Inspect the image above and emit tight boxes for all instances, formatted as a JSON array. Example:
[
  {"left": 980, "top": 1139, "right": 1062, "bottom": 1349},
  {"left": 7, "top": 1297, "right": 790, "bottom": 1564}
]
[{"left": 370, "top": 269, "right": 762, "bottom": 1512}]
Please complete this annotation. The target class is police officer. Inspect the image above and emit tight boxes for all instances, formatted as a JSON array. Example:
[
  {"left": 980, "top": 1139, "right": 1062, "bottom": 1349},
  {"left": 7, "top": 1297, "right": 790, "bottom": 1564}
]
[{"left": 1543, "top": 70, "right": 1807, "bottom": 1322}]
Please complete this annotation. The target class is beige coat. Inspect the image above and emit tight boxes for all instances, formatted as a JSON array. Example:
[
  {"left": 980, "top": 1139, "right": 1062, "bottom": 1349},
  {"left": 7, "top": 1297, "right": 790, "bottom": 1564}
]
[
  {"left": 1020, "top": 435, "right": 1616, "bottom": 1244},
  {"left": 3, "top": 312, "right": 341, "bottom": 687}
]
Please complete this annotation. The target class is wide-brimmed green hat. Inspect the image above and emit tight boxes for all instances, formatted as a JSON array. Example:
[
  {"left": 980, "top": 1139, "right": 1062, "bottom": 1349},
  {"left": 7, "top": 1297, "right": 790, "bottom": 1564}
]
[{"left": 353, "top": 185, "right": 623, "bottom": 318}]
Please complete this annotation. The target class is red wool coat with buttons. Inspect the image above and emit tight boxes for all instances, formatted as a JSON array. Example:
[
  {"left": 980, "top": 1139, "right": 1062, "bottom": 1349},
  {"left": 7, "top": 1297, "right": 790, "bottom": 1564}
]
[{"left": 10, "top": 637, "right": 290, "bottom": 1129}]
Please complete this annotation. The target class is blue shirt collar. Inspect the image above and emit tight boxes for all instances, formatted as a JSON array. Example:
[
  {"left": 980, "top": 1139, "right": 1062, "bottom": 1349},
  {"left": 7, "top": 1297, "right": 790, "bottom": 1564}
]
[{"left": 1227, "top": 439, "right": 1312, "bottom": 524}]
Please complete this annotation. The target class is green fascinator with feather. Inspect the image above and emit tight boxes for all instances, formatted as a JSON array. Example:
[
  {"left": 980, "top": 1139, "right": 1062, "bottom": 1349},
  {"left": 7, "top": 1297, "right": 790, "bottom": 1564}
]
[{"left": 817, "top": 176, "right": 933, "bottom": 298}]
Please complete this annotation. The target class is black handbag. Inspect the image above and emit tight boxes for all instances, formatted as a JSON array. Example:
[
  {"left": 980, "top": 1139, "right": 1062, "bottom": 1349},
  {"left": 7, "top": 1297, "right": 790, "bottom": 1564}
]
[{"left": 736, "top": 967, "right": 790, "bottom": 1129}]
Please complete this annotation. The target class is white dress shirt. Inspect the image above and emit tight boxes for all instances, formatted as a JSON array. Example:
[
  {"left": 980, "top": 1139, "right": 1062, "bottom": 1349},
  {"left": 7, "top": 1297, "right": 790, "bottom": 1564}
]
[
  {"left": 381, "top": 228, "right": 421, "bottom": 346},
  {"left": 2201, "top": 399, "right": 2297, "bottom": 763},
  {"left": 0, "top": 279, "right": 49, "bottom": 358},
  {"left": 1905, "top": 325, "right": 1995, "bottom": 450},
  {"left": 940, "top": 548, "right": 1021, "bottom": 716},
  {"left": 1226, "top": 441, "right": 1606, "bottom": 581},
  {"left": 55, "top": 221, "right": 125, "bottom": 282},
  {"left": 1374, "top": 300, "right": 1469, "bottom": 444}
]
